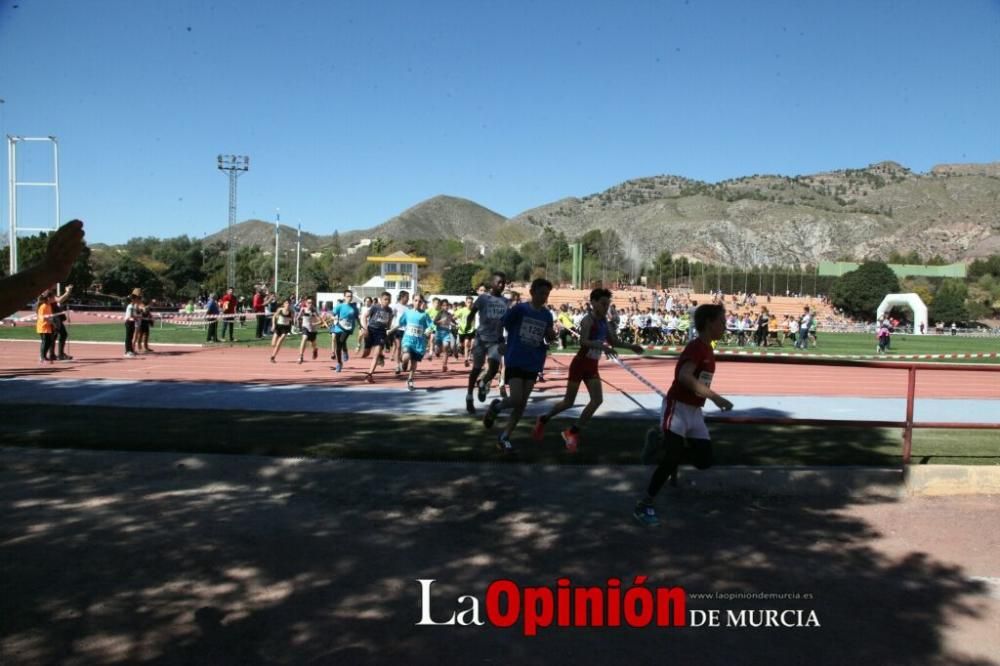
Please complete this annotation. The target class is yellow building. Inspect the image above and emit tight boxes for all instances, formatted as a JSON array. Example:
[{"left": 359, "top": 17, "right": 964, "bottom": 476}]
[{"left": 354, "top": 251, "right": 428, "bottom": 300}]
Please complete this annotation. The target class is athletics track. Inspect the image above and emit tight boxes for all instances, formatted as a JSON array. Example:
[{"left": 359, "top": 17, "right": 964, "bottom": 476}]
[{"left": 0, "top": 340, "right": 996, "bottom": 423}]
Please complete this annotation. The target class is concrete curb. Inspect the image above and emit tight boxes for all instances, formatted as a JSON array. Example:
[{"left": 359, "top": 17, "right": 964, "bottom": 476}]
[
  {"left": 904, "top": 465, "right": 1000, "bottom": 496},
  {"left": 672, "top": 465, "right": 1000, "bottom": 497}
]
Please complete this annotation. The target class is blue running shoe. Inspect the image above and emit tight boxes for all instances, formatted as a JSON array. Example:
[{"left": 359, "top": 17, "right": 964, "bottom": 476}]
[{"left": 633, "top": 502, "right": 659, "bottom": 526}]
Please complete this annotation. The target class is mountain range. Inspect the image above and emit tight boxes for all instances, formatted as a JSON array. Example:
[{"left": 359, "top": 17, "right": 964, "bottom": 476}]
[{"left": 213, "top": 161, "right": 1000, "bottom": 266}]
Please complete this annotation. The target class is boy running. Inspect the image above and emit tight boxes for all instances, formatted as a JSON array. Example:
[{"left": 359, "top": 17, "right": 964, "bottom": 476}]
[
  {"left": 433, "top": 299, "right": 457, "bottom": 372},
  {"left": 634, "top": 303, "right": 733, "bottom": 526},
  {"left": 331, "top": 290, "right": 360, "bottom": 372},
  {"left": 363, "top": 292, "right": 395, "bottom": 383},
  {"left": 296, "top": 297, "right": 321, "bottom": 363},
  {"left": 482, "top": 278, "right": 556, "bottom": 455},
  {"left": 454, "top": 295, "right": 475, "bottom": 365},
  {"left": 398, "top": 295, "right": 433, "bottom": 390},
  {"left": 269, "top": 298, "right": 293, "bottom": 362},
  {"left": 533, "top": 288, "right": 644, "bottom": 451},
  {"left": 391, "top": 291, "right": 410, "bottom": 373},
  {"left": 464, "top": 272, "right": 509, "bottom": 414}
]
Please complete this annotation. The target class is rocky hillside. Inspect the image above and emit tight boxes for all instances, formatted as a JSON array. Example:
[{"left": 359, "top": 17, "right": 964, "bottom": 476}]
[
  {"left": 509, "top": 162, "right": 1000, "bottom": 265},
  {"left": 337, "top": 195, "right": 534, "bottom": 247},
  {"left": 204, "top": 220, "right": 326, "bottom": 252},
  {"left": 213, "top": 162, "right": 999, "bottom": 266}
]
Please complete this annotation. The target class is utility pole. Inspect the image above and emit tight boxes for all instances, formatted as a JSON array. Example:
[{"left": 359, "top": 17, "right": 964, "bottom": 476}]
[
  {"left": 273, "top": 209, "right": 280, "bottom": 295},
  {"left": 295, "top": 221, "right": 301, "bottom": 302},
  {"left": 217, "top": 154, "right": 249, "bottom": 289}
]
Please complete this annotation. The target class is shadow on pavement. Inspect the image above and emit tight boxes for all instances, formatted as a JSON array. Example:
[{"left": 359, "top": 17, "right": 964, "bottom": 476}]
[{"left": 0, "top": 449, "right": 994, "bottom": 665}]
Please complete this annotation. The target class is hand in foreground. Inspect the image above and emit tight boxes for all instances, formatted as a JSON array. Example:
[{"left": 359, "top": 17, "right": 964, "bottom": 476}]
[{"left": 43, "top": 220, "right": 85, "bottom": 284}]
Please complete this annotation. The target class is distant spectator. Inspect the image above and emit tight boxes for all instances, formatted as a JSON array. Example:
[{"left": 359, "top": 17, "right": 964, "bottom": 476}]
[
  {"left": 219, "top": 288, "right": 237, "bottom": 341},
  {"left": 253, "top": 288, "right": 267, "bottom": 338},
  {"left": 205, "top": 293, "right": 221, "bottom": 343}
]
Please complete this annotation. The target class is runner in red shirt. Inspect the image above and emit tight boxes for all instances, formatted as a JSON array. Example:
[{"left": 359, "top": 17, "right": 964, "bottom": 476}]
[
  {"left": 634, "top": 303, "right": 733, "bottom": 526},
  {"left": 532, "top": 288, "right": 643, "bottom": 451}
]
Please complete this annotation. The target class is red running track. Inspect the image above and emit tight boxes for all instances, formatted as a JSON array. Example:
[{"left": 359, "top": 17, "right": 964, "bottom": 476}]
[{"left": 1, "top": 341, "right": 997, "bottom": 399}]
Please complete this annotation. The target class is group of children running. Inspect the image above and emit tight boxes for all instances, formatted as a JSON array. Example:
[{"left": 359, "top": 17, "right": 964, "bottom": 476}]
[
  {"left": 254, "top": 275, "right": 733, "bottom": 527},
  {"left": 463, "top": 274, "right": 734, "bottom": 527}
]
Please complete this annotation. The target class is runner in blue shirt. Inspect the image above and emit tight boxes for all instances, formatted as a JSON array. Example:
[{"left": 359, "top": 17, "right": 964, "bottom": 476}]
[
  {"left": 331, "top": 290, "right": 360, "bottom": 373},
  {"left": 483, "top": 278, "right": 556, "bottom": 455},
  {"left": 399, "top": 295, "right": 433, "bottom": 391}
]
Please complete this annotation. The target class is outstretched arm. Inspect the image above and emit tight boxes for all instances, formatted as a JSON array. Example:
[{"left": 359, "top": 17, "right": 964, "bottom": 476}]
[{"left": 0, "top": 220, "right": 84, "bottom": 319}]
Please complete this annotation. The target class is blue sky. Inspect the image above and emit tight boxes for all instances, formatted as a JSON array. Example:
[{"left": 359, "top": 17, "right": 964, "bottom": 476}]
[{"left": 1, "top": 0, "right": 998, "bottom": 245}]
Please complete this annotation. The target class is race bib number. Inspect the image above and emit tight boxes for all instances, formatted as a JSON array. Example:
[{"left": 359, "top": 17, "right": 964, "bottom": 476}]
[
  {"left": 485, "top": 303, "right": 508, "bottom": 321},
  {"left": 339, "top": 319, "right": 353, "bottom": 330},
  {"left": 406, "top": 324, "right": 426, "bottom": 338},
  {"left": 698, "top": 371, "right": 714, "bottom": 387},
  {"left": 518, "top": 318, "right": 546, "bottom": 347}
]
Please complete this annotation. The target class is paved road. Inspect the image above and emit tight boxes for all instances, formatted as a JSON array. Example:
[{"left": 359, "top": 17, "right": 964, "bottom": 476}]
[{"left": 1, "top": 448, "right": 998, "bottom": 665}]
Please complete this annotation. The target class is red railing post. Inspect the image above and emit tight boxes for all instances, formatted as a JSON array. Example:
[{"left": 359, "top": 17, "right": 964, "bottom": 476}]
[{"left": 902, "top": 365, "right": 917, "bottom": 464}]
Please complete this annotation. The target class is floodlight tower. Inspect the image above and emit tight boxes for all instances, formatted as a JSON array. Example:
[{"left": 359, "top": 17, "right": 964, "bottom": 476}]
[{"left": 217, "top": 154, "right": 249, "bottom": 288}]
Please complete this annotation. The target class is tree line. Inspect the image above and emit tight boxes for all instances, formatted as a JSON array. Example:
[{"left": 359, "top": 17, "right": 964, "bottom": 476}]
[{"left": 3, "top": 228, "right": 998, "bottom": 323}]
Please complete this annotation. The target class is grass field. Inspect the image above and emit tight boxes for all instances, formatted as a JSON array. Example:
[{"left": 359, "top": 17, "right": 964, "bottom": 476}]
[
  {"left": 0, "top": 324, "right": 996, "bottom": 361},
  {"left": 0, "top": 406, "right": 996, "bottom": 466}
]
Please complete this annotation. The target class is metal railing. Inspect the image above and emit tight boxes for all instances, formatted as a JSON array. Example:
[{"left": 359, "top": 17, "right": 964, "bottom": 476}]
[{"left": 704, "top": 356, "right": 1000, "bottom": 463}]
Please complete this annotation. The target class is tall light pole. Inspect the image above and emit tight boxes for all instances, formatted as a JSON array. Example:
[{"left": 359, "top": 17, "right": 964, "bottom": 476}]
[
  {"left": 295, "top": 221, "right": 302, "bottom": 302},
  {"left": 217, "top": 154, "right": 249, "bottom": 289},
  {"left": 273, "top": 209, "right": 280, "bottom": 295}
]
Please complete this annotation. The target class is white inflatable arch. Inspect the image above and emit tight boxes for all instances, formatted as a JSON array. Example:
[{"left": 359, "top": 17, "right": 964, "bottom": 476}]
[{"left": 876, "top": 293, "right": 928, "bottom": 335}]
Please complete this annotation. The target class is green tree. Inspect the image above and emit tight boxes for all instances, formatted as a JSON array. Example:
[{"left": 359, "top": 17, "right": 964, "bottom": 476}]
[
  {"left": 101, "top": 255, "right": 163, "bottom": 298},
  {"left": 442, "top": 263, "right": 483, "bottom": 294},
  {"left": 486, "top": 246, "right": 524, "bottom": 279},
  {"left": 829, "top": 261, "right": 900, "bottom": 320},
  {"left": 968, "top": 255, "right": 1000, "bottom": 280},
  {"left": 929, "top": 279, "right": 969, "bottom": 323}
]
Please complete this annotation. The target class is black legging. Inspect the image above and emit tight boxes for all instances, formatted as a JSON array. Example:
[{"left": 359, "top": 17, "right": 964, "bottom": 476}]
[
  {"left": 39, "top": 333, "right": 54, "bottom": 361},
  {"left": 648, "top": 432, "right": 714, "bottom": 497},
  {"left": 125, "top": 321, "right": 136, "bottom": 354},
  {"left": 334, "top": 331, "right": 351, "bottom": 363},
  {"left": 55, "top": 324, "right": 68, "bottom": 358}
]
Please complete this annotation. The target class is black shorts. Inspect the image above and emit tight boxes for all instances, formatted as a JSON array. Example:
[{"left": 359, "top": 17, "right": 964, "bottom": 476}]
[
  {"left": 274, "top": 324, "right": 292, "bottom": 336},
  {"left": 302, "top": 330, "right": 318, "bottom": 342},
  {"left": 365, "top": 328, "right": 388, "bottom": 349},
  {"left": 334, "top": 330, "right": 352, "bottom": 345},
  {"left": 504, "top": 366, "right": 539, "bottom": 383}
]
